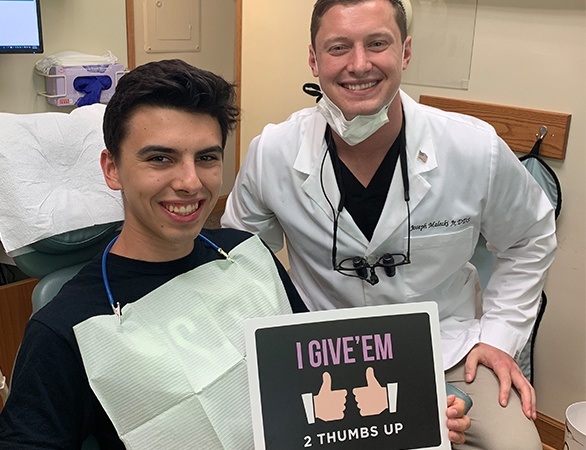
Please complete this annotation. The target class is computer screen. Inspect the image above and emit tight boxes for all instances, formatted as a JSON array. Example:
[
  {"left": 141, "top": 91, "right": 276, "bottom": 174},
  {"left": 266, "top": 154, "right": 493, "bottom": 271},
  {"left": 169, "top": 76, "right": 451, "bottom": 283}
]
[{"left": 0, "top": 0, "right": 43, "bottom": 54}]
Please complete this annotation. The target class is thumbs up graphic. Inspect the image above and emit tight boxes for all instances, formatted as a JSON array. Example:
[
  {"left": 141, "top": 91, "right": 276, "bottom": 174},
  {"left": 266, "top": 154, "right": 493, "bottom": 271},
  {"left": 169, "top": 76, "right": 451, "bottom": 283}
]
[
  {"left": 353, "top": 367, "right": 397, "bottom": 417},
  {"left": 314, "top": 371, "right": 348, "bottom": 422},
  {"left": 301, "top": 369, "right": 398, "bottom": 424}
]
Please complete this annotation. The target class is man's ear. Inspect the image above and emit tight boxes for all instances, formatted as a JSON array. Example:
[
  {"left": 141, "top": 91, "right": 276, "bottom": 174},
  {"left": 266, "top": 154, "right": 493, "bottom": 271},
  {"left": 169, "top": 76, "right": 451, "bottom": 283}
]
[
  {"left": 100, "top": 149, "right": 122, "bottom": 191},
  {"left": 402, "top": 36, "right": 413, "bottom": 71},
  {"left": 308, "top": 45, "right": 319, "bottom": 77}
]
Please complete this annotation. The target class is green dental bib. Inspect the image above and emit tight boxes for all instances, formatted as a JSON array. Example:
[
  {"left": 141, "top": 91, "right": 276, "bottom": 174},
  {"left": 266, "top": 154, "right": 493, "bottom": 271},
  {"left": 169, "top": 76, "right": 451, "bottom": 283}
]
[{"left": 74, "top": 236, "right": 292, "bottom": 449}]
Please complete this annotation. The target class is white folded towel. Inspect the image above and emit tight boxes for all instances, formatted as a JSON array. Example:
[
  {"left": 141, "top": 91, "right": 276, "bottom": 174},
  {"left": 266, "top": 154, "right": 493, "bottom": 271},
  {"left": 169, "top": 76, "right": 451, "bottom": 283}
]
[{"left": 0, "top": 104, "right": 124, "bottom": 255}]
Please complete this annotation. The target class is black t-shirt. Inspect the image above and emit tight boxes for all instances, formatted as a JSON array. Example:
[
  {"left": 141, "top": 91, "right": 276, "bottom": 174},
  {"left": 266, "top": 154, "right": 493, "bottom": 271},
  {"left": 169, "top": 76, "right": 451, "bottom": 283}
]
[
  {"left": 0, "top": 228, "right": 306, "bottom": 449},
  {"left": 326, "top": 124, "right": 403, "bottom": 241},
  {"left": 337, "top": 142, "right": 400, "bottom": 241}
]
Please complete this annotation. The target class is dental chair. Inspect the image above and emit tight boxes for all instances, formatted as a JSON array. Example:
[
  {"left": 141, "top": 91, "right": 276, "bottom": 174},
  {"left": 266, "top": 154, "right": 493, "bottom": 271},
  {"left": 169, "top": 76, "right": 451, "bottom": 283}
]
[
  {"left": 0, "top": 104, "right": 125, "bottom": 449},
  {"left": 0, "top": 103, "right": 125, "bottom": 309}
]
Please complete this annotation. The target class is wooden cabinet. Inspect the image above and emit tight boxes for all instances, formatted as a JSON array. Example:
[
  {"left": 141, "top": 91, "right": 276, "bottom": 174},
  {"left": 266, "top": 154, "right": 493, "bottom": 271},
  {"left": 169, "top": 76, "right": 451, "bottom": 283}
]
[{"left": 0, "top": 278, "right": 37, "bottom": 390}]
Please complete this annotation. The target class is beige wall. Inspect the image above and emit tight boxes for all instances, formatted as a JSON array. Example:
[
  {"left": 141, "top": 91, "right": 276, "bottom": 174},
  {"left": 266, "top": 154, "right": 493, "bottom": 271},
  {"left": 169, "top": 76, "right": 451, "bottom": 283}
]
[
  {"left": 0, "top": 0, "right": 128, "bottom": 113},
  {"left": 241, "top": 0, "right": 586, "bottom": 422}
]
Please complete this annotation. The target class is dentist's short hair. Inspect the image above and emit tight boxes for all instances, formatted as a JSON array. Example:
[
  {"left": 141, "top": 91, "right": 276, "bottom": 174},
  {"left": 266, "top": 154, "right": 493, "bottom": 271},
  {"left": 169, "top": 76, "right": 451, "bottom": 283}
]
[
  {"left": 310, "top": 0, "right": 408, "bottom": 47},
  {"left": 103, "top": 59, "right": 239, "bottom": 160}
]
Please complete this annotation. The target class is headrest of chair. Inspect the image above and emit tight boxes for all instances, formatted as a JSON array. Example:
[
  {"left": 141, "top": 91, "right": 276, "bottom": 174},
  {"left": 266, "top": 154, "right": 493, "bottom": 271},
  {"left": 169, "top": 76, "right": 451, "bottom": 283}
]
[
  {"left": 30, "top": 222, "right": 121, "bottom": 254},
  {"left": 13, "top": 222, "right": 122, "bottom": 279},
  {"left": 0, "top": 104, "right": 124, "bottom": 254}
]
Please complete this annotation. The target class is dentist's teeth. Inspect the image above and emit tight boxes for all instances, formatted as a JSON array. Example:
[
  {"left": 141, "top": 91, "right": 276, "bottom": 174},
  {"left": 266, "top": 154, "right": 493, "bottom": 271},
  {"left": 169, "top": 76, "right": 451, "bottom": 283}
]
[{"left": 346, "top": 81, "right": 377, "bottom": 91}]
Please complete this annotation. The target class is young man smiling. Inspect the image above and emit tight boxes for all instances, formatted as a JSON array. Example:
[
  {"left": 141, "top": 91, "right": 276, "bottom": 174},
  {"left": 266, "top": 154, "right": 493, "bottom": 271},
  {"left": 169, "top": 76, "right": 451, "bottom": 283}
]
[
  {"left": 0, "top": 59, "right": 307, "bottom": 449},
  {"left": 101, "top": 106, "right": 225, "bottom": 261},
  {"left": 223, "top": 0, "right": 556, "bottom": 448}
]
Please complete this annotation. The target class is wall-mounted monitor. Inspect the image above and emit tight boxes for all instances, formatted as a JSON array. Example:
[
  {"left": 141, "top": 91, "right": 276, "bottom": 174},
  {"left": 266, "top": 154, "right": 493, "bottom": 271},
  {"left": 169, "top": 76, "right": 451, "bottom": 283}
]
[{"left": 0, "top": 0, "right": 44, "bottom": 54}]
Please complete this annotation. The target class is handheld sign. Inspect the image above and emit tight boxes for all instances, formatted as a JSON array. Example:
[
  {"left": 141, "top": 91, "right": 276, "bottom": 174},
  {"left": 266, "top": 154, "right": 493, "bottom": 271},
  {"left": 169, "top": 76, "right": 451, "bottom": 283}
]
[{"left": 245, "top": 302, "right": 449, "bottom": 450}]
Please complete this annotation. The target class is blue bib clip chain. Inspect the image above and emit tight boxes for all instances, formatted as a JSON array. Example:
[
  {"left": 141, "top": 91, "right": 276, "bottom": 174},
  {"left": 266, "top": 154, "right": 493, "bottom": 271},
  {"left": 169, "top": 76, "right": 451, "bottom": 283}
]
[{"left": 101, "top": 234, "right": 234, "bottom": 322}]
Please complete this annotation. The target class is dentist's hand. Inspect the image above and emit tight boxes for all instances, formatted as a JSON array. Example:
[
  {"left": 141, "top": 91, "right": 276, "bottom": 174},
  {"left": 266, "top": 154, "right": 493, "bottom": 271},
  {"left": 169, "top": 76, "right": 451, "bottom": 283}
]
[
  {"left": 465, "top": 343, "right": 536, "bottom": 419},
  {"left": 314, "top": 372, "right": 347, "bottom": 422}
]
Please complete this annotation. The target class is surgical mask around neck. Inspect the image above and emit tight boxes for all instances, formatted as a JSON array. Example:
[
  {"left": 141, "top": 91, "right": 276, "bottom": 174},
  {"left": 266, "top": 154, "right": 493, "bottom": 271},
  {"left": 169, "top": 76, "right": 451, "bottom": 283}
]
[{"left": 317, "top": 92, "right": 395, "bottom": 146}]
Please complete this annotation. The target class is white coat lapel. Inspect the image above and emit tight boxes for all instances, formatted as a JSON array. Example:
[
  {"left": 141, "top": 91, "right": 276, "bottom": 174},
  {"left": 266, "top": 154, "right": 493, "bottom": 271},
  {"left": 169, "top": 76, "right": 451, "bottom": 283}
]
[
  {"left": 296, "top": 113, "right": 368, "bottom": 248},
  {"left": 368, "top": 95, "right": 438, "bottom": 253}
]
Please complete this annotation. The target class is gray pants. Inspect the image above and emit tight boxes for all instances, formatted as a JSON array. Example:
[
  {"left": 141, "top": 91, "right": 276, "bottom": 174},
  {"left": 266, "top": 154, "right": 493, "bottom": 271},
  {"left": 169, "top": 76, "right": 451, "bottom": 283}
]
[{"left": 445, "top": 360, "right": 542, "bottom": 450}]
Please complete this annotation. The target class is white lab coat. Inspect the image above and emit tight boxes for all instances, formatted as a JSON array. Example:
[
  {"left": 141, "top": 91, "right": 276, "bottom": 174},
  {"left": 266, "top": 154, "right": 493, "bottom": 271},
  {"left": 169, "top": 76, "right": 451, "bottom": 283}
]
[{"left": 222, "top": 91, "right": 556, "bottom": 369}]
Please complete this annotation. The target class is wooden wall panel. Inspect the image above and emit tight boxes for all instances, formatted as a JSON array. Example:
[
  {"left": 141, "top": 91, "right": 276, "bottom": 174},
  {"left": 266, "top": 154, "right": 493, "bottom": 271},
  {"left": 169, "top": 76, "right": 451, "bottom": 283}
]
[
  {"left": 419, "top": 95, "right": 571, "bottom": 160},
  {"left": 0, "top": 279, "right": 36, "bottom": 388},
  {"left": 536, "top": 412, "right": 565, "bottom": 450}
]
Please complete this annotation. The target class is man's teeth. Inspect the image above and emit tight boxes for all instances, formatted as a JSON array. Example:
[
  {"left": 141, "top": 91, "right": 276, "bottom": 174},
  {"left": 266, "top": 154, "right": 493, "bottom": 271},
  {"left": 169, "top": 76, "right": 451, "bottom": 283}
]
[
  {"left": 166, "top": 202, "right": 200, "bottom": 215},
  {"left": 346, "top": 81, "right": 377, "bottom": 91}
]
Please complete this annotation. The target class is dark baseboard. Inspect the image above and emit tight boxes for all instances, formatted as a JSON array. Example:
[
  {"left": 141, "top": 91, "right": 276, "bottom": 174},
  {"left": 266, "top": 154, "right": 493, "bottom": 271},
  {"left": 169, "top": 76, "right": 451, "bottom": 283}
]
[{"left": 536, "top": 411, "right": 565, "bottom": 450}]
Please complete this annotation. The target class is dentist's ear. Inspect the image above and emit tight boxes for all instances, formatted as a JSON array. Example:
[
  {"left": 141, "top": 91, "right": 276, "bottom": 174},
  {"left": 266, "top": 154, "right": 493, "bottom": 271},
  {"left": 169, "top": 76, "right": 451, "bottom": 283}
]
[
  {"left": 309, "top": 45, "right": 319, "bottom": 77},
  {"left": 101, "top": 149, "right": 122, "bottom": 191},
  {"left": 402, "top": 36, "right": 413, "bottom": 71}
]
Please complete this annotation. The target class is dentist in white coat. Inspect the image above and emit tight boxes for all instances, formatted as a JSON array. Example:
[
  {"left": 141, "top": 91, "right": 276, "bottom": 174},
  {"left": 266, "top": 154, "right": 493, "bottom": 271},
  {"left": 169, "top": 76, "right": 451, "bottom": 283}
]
[{"left": 222, "top": 1, "right": 556, "bottom": 448}]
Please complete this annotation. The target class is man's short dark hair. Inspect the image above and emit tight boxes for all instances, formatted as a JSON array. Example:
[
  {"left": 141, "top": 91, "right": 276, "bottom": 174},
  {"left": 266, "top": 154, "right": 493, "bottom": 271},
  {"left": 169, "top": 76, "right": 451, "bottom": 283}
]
[
  {"left": 310, "top": 0, "right": 407, "bottom": 48},
  {"left": 103, "top": 59, "right": 239, "bottom": 159}
]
